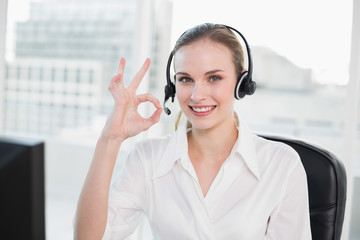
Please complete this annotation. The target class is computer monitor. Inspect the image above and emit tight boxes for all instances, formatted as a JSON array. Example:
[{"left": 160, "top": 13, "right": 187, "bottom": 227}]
[{"left": 0, "top": 137, "right": 45, "bottom": 240}]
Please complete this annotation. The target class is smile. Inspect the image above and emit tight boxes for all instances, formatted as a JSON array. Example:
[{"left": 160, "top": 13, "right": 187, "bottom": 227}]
[{"left": 190, "top": 106, "right": 216, "bottom": 113}]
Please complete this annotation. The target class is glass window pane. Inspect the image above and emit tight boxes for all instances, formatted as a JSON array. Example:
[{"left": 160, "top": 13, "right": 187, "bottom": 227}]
[{"left": 3, "top": 0, "right": 358, "bottom": 239}]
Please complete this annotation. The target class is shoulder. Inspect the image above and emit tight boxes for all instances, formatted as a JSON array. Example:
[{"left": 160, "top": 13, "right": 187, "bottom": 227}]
[
  {"left": 254, "top": 135, "right": 302, "bottom": 173},
  {"left": 252, "top": 135, "right": 308, "bottom": 200},
  {"left": 132, "top": 134, "right": 173, "bottom": 160},
  {"left": 255, "top": 135, "right": 299, "bottom": 158},
  {"left": 118, "top": 134, "right": 173, "bottom": 179}
]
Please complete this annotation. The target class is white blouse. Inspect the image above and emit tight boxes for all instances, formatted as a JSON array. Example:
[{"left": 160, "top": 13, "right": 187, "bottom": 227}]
[{"left": 102, "top": 118, "right": 312, "bottom": 240}]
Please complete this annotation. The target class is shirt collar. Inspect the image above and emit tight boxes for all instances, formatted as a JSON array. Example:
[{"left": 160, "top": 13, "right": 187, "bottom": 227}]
[
  {"left": 152, "top": 113, "right": 260, "bottom": 180},
  {"left": 233, "top": 113, "right": 261, "bottom": 180}
]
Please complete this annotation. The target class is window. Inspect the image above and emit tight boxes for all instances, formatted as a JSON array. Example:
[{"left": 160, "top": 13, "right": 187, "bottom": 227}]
[{"left": 2, "top": 0, "right": 359, "bottom": 239}]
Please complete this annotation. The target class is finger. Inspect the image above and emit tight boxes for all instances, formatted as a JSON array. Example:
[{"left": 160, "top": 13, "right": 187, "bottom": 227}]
[
  {"left": 109, "top": 73, "right": 122, "bottom": 92},
  {"left": 115, "top": 58, "right": 126, "bottom": 88},
  {"left": 137, "top": 93, "right": 162, "bottom": 110},
  {"left": 142, "top": 108, "right": 163, "bottom": 131},
  {"left": 117, "top": 57, "right": 126, "bottom": 74},
  {"left": 128, "top": 58, "right": 151, "bottom": 92}
]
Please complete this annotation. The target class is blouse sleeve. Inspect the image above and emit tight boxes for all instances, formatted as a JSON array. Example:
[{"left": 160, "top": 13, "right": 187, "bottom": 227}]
[
  {"left": 265, "top": 160, "right": 312, "bottom": 240},
  {"left": 102, "top": 146, "right": 147, "bottom": 239}
]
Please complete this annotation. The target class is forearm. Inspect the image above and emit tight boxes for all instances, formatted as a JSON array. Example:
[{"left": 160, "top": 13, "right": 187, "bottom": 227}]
[
  {"left": 73, "top": 57, "right": 160, "bottom": 239},
  {"left": 74, "top": 136, "right": 123, "bottom": 240}
]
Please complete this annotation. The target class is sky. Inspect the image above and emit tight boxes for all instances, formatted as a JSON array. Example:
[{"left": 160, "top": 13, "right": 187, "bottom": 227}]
[{"left": 5, "top": 0, "right": 354, "bottom": 85}]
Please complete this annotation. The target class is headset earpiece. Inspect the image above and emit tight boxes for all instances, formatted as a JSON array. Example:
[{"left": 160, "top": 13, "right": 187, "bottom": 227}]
[
  {"left": 164, "top": 82, "right": 176, "bottom": 100},
  {"left": 235, "top": 71, "right": 248, "bottom": 100},
  {"left": 246, "top": 79, "right": 256, "bottom": 96},
  {"left": 163, "top": 51, "right": 176, "bottom": 115},
  {"left": 235, "top": 71, "right": 256, "bottom": 99},
  {"left": 163, "top": 81, "right": 176, "bottom": 115}
]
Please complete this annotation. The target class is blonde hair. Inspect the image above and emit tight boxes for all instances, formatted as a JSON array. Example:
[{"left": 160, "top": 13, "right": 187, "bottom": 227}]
[
  {"left": 172, "top": 23, "right": 245, "bottom": 77},
  {"left": 174, "top": 111, "right": 182, "bottom": 130}
]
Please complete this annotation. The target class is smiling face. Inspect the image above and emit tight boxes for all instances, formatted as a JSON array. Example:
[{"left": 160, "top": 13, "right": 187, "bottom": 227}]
[{"left": 174, "top": 38, "right": 237, "bottom": 131}]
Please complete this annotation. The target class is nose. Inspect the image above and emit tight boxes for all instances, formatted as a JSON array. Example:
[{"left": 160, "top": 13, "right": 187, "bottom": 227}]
[{"left": 191, "top": 82, "right": 207, "bottom": 102}]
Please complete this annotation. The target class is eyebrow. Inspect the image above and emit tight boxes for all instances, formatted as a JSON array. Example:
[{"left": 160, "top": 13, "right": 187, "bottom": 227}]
[{"left": 174, "top": 69, "right": 224, "bottom": 77}]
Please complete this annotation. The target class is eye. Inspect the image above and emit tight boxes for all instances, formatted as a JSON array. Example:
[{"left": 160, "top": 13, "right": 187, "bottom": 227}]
[
  {"left": 178, "top": 77, "right": 193, "bottom": 83},
  {"left": 209, "top": 75, "right": 221, "bottom": 82}
]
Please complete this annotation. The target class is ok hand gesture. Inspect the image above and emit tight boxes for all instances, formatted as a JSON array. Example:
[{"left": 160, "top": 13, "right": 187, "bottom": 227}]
[{"left": 102, "top": 58, "right": 163, "bottom": 142}]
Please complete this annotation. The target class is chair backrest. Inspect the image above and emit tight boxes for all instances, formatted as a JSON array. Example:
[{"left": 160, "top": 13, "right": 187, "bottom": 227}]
[{"left": 261, "top": 135, "right": 347, "bottom": 240}]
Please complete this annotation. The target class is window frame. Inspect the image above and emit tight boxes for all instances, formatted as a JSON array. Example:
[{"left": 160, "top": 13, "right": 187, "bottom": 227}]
[
  {"left": 0, "top": 0, "right": 8, "bottom": 134},
  {"left": 343, "top": 0, "right": 360, "bottom": 239}
]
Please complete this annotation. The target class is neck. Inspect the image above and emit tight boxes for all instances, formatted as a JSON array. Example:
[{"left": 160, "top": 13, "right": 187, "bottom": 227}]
[{"left": 188, "top": 115, "right": 238, "bottom": 163}]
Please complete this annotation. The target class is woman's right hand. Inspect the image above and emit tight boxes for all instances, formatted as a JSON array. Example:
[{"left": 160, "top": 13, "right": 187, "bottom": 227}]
[{"left": 101, "top": 57, "right": 163, "bottom": 142}]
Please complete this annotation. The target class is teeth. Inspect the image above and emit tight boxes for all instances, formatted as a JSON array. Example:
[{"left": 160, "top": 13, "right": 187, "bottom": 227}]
[{"left": 192, "top": 106, "right": 215, "bottom": 112}]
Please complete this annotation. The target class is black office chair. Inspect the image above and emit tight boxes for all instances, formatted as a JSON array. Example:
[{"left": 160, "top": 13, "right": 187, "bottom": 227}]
[{"left": 261, "top": 135, "right": 347, "bottom": 240}]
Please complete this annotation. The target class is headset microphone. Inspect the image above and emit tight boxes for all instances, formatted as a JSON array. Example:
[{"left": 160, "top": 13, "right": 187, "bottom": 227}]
[{"left": 163, "top": 105, "right": 171, "bottom": 115}]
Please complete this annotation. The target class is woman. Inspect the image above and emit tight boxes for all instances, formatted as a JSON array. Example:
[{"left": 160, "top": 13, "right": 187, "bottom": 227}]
[{"left": 75, "top": 23, "right": 311, "bottom": 239}]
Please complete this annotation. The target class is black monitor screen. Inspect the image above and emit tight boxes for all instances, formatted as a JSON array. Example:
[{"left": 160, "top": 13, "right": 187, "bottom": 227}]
[{"left": 0, "top": 137, "right": 45, "bottom": 240}]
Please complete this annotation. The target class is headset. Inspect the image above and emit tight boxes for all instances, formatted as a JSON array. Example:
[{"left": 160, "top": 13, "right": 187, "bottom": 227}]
[{"left": 163, "top": 24, "right": 256, "bottom": 115}]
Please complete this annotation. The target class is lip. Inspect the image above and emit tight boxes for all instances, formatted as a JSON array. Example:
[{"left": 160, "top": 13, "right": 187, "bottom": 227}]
[{"left": 189, "top": 105, "right": 217, "bottom": 117}]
